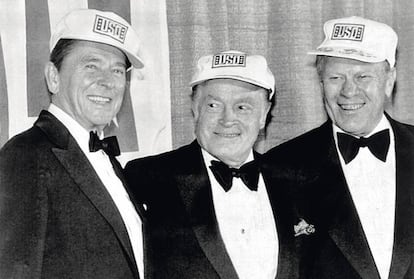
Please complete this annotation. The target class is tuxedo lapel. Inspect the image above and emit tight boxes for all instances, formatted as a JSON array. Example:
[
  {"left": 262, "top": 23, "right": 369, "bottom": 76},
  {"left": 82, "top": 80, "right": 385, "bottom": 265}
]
[
  {"left": 261, "top": 168, "right": 298, "bottom": 279},
  {"left": 175, "top": 141, "right": 239, "bottom": 279},
  {"left": 35, "top": 111, "right": 139, "bottom": 277},
  {"left": 388, "top": 119, "right": 414, "bottom": 278},
  {"left": 320, "top": 123, "right": 380, "bottom": 279},
  {"left": 326, "top": 190, "right": 380, "bottom": 279}
]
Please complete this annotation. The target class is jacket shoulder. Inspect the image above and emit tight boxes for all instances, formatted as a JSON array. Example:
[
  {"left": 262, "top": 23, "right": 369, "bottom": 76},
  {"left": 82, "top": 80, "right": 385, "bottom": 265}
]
[
  {"left": 0, "top": 126, "right": 49, "bottom": 160},
  {"left": 124, "top": 142, "right": 199, "bottom": 187},
  {"left": 0, "top": 126, "right": 51, "bottom": 190},
  {"left": 125, "top": 142, "right": 193, "bottom": 171},
  {"left": 389, "top": 117, "right": 414, "bottom": 134},
  {"left": 263, "top": 122, "right": 331, "bottom": 163}
]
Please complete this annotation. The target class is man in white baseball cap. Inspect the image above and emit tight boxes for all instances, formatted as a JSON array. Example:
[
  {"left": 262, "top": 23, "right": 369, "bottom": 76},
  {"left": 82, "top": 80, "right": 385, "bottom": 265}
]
[
  {"left": 190, "top": 50, "right": 275, "bottom": 98},
  {"left": 0, "top": 9, "right": 145, "bottom": 279},
  {"left": 125, "top": 50, "right": 301, "bottom": 278},
  {"left": 50, "top": 9, "right": 144, "bottom": 70},
  {"left": 264, "top": 16, "right": 414, "bottom": 279},
  {"left": 308, "top": 16, "right": 398, "bottom": 67}
]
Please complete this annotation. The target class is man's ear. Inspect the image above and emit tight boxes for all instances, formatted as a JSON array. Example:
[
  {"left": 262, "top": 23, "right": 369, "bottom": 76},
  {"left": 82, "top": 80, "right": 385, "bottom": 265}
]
[
  {"left": 319, "top": 78, "right": 324, "bottom": 91},
  {"left": 191, "top": 100, "right": 199, "bottom": 120},
  {"left": 260, "top": 100, "right": 272, "bottom": 129},
  {"left": 191, "top": 89, "right": 201, "bottom": 120},
  {"left": 385, "top": 67, "right": 397, "bottom": 98},
  {"left": 44, "top": 62, "right": 60, "bottom": 94}
]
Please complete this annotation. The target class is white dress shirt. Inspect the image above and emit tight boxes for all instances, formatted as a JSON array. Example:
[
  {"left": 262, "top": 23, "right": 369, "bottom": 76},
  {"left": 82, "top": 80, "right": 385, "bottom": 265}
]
[
  {"left": 202, "top": 150, "right": 279, "bottom": 279},
  {"left": 48, "top": 104, "right": 144, "bottom": 278},
  {"left": 333, "top": 115, "right": 395, "bottom": 279}
]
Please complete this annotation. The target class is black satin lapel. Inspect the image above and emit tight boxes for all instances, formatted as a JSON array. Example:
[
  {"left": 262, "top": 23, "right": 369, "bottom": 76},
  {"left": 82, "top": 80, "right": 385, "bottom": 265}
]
[
  {"left": 52, "top": 139, "right": 138, "bottom": 276},
  {"left": 325, "top": 140, "right": 380, "bottom": 279},
  {"left": 34, "top": 110, "right": 70, "bottom": 149},
  {"left": 388, "top": 122, "right": 414, "bottom": 278},
  {"left": 261, "top": 172, "right": 299, "bottom": 279},
  {"left": 327, "top": 198, "right": 380, "bottom": 279},
  {"left": 175, "top": 144, "right": 239, "bottom": 279}
]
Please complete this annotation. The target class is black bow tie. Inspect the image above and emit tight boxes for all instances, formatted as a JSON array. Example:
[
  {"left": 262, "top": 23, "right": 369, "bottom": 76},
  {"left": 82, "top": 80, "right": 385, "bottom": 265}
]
[
  {"left": 337, "top": 129, "right": 390, "bottom": 164},
  {"left": 209, "top": 160, "right": 260, "bottom": 192},
  {"left": 89, "top": 131, "right": 120, "bottom": 156}
]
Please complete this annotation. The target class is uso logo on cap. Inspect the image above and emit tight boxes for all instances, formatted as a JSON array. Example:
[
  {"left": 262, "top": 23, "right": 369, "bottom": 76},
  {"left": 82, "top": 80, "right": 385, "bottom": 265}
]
[
  {"left": 93, "top": 15, "right": 128, "bottom": 43},
  {"left": 331, "top": 23, "right": 365, "bottom": 41},
  {"left": 212, "top": 53, "right": 246, "bottom": 68}
]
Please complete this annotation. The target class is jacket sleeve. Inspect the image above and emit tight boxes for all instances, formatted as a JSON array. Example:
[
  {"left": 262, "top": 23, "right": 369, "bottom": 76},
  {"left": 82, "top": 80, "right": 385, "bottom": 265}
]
[{"left": 0, "top": 141, "right": 48, "bottom": 279}]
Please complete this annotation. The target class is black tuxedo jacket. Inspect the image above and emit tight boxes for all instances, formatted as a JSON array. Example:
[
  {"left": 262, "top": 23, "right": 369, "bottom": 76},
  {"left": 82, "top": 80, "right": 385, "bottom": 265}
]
[
  {"left": 0, "top": 110, "right": 144, "bottom": 279},
  {"left": 263, "top": 117, "right": 414, "bottom": 279},
  {"left": 124, "top": 140, "right": 300, "bottom": 279}
]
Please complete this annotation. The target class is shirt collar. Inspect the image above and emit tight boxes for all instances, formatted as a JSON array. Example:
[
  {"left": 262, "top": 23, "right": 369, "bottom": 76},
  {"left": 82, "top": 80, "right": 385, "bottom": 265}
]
[
  {"left": 333, "top": 114, "right": 392, "bottom": 141},
  {"left": 48, "top": 104, "right": 98, "bottom": 153},
  {"left": 332, "top": 114, "right": 395, "bottom": 163}
]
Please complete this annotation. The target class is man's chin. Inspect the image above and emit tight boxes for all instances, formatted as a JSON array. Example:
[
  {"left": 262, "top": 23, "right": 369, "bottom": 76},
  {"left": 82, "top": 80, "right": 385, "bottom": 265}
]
[
  {"left": 210, "top": 148, "right": 250, "bottom": 162},
  {"left": 337, "top": 123, "right": 370, "bottom": 136},
  {"left": 87, "top": 121, "right": 111, "bottom": 131}
]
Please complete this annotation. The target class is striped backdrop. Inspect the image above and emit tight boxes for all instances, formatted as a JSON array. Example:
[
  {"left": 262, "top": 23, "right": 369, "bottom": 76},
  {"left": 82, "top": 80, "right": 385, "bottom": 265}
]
[{"left": 0, "top": 0, "right": 172, "bottom": 166}]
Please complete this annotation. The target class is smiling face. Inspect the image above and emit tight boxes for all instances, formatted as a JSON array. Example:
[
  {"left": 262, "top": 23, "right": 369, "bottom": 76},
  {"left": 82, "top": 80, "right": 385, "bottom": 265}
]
[
  {"left": 192, "top": 79, "right": 271, "bottom": 167},
  {"left": 45, "top": 40, "right": 128, "bottom": 132},
  {"left": 319, "top": 56, "right": 396, "bottom": 137}
]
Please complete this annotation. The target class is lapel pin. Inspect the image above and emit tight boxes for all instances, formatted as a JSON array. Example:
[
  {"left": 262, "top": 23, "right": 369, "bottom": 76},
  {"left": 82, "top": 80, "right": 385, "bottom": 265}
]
[{"left": 294, "top": 218, "right": 315, "bottom": 237}]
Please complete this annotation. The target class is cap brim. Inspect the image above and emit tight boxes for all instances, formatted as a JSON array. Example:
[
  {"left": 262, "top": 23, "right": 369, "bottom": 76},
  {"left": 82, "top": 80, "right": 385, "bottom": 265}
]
[
  {"left": 124, "top": 52, "right": 144, "bottom": 70},
  {"left": 51, "top": 36, "right": 144, "bottom": 70},
  {"left": 191, "top": 75, "right": 273, "bottom": 92},
  {"left": 307, "top": 49, "right": 385, "bottom": 64},
  {"left": 190, "top": 75, "right": 274, "bottom": 99}
]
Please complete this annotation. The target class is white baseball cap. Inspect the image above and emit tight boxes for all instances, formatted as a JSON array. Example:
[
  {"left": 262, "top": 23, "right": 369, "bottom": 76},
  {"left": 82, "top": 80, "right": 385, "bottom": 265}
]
[
  {"left": 50, "top": 9, "right": 144, "bottom": 69},
  {"left": 190, "top": 50, "right": 275, "bottom": 99},
  {"left": 308, "top": 16, "right": 398, "bottom": 67}
]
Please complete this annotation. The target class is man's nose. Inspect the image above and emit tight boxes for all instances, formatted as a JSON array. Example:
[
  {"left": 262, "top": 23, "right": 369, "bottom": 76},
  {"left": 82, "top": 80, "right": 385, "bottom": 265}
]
[
  {"left": 219, "top": 107, "right": 237, "bottom": 126},
  {"left": 97, "top": 69, "right": 115, "bottom": 88},
  {"left": 340, "top": 78, "right": 357, "bottom": 97}
]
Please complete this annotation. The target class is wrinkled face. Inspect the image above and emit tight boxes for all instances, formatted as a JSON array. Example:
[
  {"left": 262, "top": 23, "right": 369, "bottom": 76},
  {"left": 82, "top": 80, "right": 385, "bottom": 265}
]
[
  {"left": 320, "top": 57, "right": 396, "bottom": 136},
  {"left": 46, "top": 41, "right": 128, "bottom": 132},
  {"left": 192, "top": 79, "right": 270, "bottom": 167}
]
